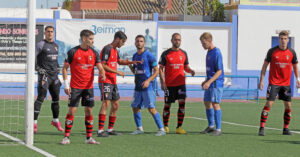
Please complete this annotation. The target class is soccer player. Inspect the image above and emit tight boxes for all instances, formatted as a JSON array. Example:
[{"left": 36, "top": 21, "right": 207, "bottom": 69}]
[
  {"left": 159, "top": 33, "right": 195, "bottom": 134},
  {"left": 258, "top": 30, "right": 300, "bottom": 136},
  {"left": 97, "top": 31, "right": 141, "bottom": 137},
  {"left": 199, "top": 32, "right": 224, "bottom": 136},
  {"left": 34, "top": 26, "right": 63, "bottom": 133},
  {"left": 60, "top": 29, "right": 106, "bottom": 144},
  {"left": 128, "top": 35, "right": 166, "bottom": 136}
]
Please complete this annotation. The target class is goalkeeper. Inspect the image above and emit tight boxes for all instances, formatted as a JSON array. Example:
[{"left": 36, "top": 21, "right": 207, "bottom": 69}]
[{"left": 33, "top": 26, "right": 64, "bottom": 133}]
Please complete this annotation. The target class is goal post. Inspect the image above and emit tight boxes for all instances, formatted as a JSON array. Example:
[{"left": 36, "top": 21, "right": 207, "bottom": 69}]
[{"left": 25, "top": 0, "right": 36, "bottom": 145}]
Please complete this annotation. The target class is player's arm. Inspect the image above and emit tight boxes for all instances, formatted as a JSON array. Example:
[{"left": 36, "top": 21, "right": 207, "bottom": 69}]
[
  {"left": 118, "top": 59, "right": 142, "bottom": 65},
  {"left": 101, "top": 63, "right": 125, "bottom": 77},
  {"left": 35, "top": 42, "right": 46, "bottom": 75},
  {"left": 142, "top": 66, "right": 159, "bottom": 89},
  {"left": 202, "top": 69, "right": 222, "bottom": 90},
  {"left": 259, "top": 61, "right": 269, "bottom": 90},
  {"left": 96, "top": 63, "right": 106, "bottom": 81},
  {"left": 292, "top": 64, "right": 300, "bottom": 88},
  {"left": 159, "top": 65, "right": 167, "bottom": 91},
  {"left": 184, "top": 65, "right": 195, "bottom": 76},
  {"left": 62, "top": 62, "right": 71, "bottom": 95},
  {"left": 128, "top": 64, "right": 135, "bottom": 74}
]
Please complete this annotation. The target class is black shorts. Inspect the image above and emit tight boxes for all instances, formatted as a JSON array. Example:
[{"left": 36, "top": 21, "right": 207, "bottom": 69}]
[
  {"left": 266, "top": 84, "right": 291, "bottom": 102},
  {"left": 68, "top": 88, "right": 95, "bottom": 107},
  {"left": 164, "top": 85, "right": 186, "bottom": 103},
  {"left": 37, "top": 74, "right": 61, "bottom": 100},
  {"left": 99, "top": 83, "right": 120, "bottom": 101}
]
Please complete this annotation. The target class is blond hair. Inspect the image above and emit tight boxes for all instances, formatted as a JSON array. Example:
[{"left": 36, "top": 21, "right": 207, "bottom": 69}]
[{"left": 200, "top": 32, "right": 213, "bottom": 42}]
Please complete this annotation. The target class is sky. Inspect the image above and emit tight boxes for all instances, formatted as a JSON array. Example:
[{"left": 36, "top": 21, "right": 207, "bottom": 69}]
[{"left": 0, "top": 0, "right": 64, "bottom": 9}]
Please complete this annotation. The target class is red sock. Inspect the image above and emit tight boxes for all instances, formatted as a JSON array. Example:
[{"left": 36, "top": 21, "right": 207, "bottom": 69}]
[
  {"left": 65, "top": 114, "right": 74, "bottom": 137},
  {"left": 284, "top": 109, "right": 291, "bottom": 129},
  {"left": 98, "top": 114, "right": 106, "bottom": 130},
  {"left": 177, "top": 101, "right": 185, "bottom": 128},
  {"left": 260, "top": 106, "right": 270, "bottom": 128},
  {"left": 163, "top": 105, "right": 171, "bottom": 126},
  {"left": 108, "top": 116, "right": 116, "bottom": 130},
  {"left": 85, "top": 115, "right": 93, "bottom": 138}
]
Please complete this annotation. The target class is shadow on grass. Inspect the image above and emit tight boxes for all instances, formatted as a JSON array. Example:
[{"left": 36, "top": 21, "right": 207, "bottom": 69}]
[{"left": 262, "top": 139, "right": 300, "bottom": 144}]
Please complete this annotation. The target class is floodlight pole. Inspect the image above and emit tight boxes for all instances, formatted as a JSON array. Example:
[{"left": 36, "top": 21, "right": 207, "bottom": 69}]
[{"left": 25, "top": 0, "right": 36, "bottom": 145}]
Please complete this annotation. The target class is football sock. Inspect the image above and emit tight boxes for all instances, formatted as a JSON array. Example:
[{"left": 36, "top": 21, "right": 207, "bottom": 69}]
[
  {"left": 85, "top": 115, "right": 93, "bottom": 138},
  {"left": 260, "top": 106, "right": 270, "bottom": 128},
  {"left": 98, "top": 114, "right": 106, "bottom": 131},
  {"left": 214, "top": 109, "right": 222, "bottom": 130},
  {"left": 65, "top": 114, "right": 74, "bottom": 137},
  {"left": 108, "top": 116, "right": 116, "bottom": 130},
  {"left": 206, "top": 108, "right": 214, "bottom": 127},
  {"left": 133, "top": 112, "right": 142, "bottom": 128},
  {"left": 163, "top": 104, "right": 171, "bottom": 126},
  {"left": 177, "top": 101, "right": 185, "bottom": 128},
  {"left": 51, "top": 100, "right": 59, "bottom": 119},
  {"left": 283, "top": 109, "right": 291, "bottom": 129},
  {"left": 153, "top": 112, "right": 164, "bottom": 130}
]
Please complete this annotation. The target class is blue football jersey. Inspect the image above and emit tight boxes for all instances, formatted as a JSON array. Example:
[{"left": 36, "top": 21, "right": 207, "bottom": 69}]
[
  {"left": 132, "top": 50, "right": 157, "bottom": 91},
  {"left": 206, "top": 47, "right": 224, "bottom": 88}
]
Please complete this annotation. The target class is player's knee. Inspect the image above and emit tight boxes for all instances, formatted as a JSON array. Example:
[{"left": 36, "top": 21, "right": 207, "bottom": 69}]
[
  {"left": 148, "top": 108, "right": 157, "bottom": 115},
  {"left": 178, "top": 99, "right": 185, "bottom": 104}
]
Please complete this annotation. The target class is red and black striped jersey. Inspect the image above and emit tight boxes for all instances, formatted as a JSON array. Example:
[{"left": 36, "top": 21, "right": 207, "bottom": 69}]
[
  {"left": 159, "top": 48, "right": 189, "bottom": 87},
  {"left": 265, "top": 46, "right": 298, "bottom": 86},
  {"left": 65, "top": 46, "right": 101, "bottom": 89}
]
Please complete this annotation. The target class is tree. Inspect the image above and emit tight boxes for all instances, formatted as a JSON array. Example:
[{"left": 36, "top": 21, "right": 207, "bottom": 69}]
[
  {"left": 203, "top": 0, "right": 225, "bottom": 22},
  {"left": 62, "top": 0, "right": 73, "bottom": 11}
]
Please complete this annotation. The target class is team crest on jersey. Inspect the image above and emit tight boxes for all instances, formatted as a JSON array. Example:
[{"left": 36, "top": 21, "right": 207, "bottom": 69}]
[
  {"left": 180, "top": 56, "right": 183, "bottom": 61},
  {"left": 78, "top": 57, "right": 81, "bottom": 60},
  {"left": 286, "top": 55, "right": 290, "bottom": 60},
  {"left": 89, "top": 56, "right": 92, "bottom": 61}
]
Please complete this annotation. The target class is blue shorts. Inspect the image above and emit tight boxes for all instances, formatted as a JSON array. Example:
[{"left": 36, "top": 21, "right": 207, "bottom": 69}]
[
  {"left": 131, "top": 90, "right": 156, "bottom": 109},
  {"left": 204, "top": 88, "right": 223, "bottom": 103}
]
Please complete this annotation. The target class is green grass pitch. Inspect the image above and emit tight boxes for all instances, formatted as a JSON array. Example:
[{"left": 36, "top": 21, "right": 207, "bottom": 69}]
[{"left": 1, "top": 99, "right": 300, "bottom": 157}]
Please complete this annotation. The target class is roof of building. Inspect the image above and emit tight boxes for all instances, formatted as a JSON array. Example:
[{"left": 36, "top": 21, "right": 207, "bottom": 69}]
[{"left": 83, "top": 0, "right": 203, "bottom": 15}]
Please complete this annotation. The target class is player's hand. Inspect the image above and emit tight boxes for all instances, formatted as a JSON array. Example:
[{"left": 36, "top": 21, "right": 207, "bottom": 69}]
[
  {"left": 38, "top": 68, "right": 46, "bottom": 75},
  {"left": 161, "top": 82, "right": 167, "bottom": 91},
  {"left": 131, "top": 60, "right": 143, "bottom": 65},
  {"left": 100, "top": 73, "right": 106, "bottom": 81},
  {"left": 296, "top": 81, "right": 300, "bottom": 88},
  {"left": 190, "top": 69, "right": 195, "bottom": 76},
  {"left": 201, "top": 80, "right": 207, "bottom": 87},
  {"left": 142, "top": 80, "right": 150, "bottom": 89},
  {"left": 64, "top": 88, "right": 71, "bottom": 96},
  {"left": 117, "top": 71, "right": 125, "bottom": 78},
  {"left": 259, "top": 82, "right": 264, "bottom": 91},
  {"left": 202, "top": 81, "right": 211, "bottom": 90}
]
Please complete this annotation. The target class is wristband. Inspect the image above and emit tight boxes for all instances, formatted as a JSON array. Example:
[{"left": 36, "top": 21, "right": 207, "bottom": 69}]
[{"left": 64, "top": 80, "right": 69, "bottom": 89}]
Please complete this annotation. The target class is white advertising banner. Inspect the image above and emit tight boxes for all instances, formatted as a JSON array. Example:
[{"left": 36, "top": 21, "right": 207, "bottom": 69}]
[
  {"left": 56, "top": 19, "right": 157, "bottom": 72},
  {"left": 158, "top": 25, "right": 231, "bottom": 74}
]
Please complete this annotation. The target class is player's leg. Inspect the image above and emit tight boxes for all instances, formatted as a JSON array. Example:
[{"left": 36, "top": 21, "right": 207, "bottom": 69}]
[
  {"left": 97, "top": 83, "right": 111, "bottom": 137},
  {"left": 107, "top": 84, "right": 121, "bottom": 135},
  {"left": 48, "top": 78, "right": 63, "bottom": 131},
  {"left": 144, "top": 90, "right": 165, "bottom": 136},
  {"left": 175, "top": 85, "right": 187, "bottom": 134},
  {"left": 279, "top": 86, "right": 292, "bottom": 135},
  {"left": 162, "top": 87, "right": 173, "bottom": 133},
  {"left": 60, "top": 88, "right": 81, "bottom": 144},
  {"left": 210, "top": 88, "right": 223, "bottom": 136},
  {"left": 130, "top": 91, "right": 143, "bottom": 135},
  {"left": 258, "top": 84, "right": 277, "bottom": 136},
  {"left": 33, "top": 74, "right": 49, "bottom": 133}
]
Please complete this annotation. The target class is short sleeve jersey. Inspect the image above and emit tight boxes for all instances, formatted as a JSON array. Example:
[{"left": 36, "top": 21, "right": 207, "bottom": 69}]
[
  {"left": 265, "top": 46, "right": 298, "bottom": 86},
  {"left": 206, "top": 47, "right": 224, "bottom": 88},
  {"left": 132, "top": 50, "right": 157, "bottom": 91},
  {"left": 65, "top": 46, "right": 101, "bottom": 89},
  {"left": 99, "top": 45, "right": 120, "bottom": 85},
  {"left": 159, "top": 48, "right": 189, "bottom": 87},
  {"left": 35, "top": 40, "right": 59, "bottom": 76}
]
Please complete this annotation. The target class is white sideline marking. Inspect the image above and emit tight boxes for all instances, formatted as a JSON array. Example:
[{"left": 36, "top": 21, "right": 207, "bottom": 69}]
[
  {"left": 189, "top": 116, "right": 300, "bottom": 134},
  {"left": 0, "top": 131, "right": 56, "bottom": 157}
]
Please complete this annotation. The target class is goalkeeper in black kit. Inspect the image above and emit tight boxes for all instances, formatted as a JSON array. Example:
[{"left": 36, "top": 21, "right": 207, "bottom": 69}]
[{"left": 33, "top": 26, "right": 64, "bottom": 133}]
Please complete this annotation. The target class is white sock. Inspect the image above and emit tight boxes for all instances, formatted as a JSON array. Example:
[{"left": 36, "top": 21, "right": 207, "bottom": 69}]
[
  {"left": 107, "top": 129, "right": 113, "bottom": 132},
  {"left": 137, "top": 127, "right": 144, "bottom": 131},
  {"left": 159, "top": 128, "right": 165, "bottom": 131},
  {"left": 52, "top": 118, "right": 59, "bottom": 122},
  {"left": 34, "top": 120, "right": 37, "bottom": 124}
]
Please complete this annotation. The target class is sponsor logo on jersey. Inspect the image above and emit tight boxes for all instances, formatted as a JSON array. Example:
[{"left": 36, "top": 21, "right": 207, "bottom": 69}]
[{"left": 89, "top": 56, "right": 92, "bottom": 61}]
